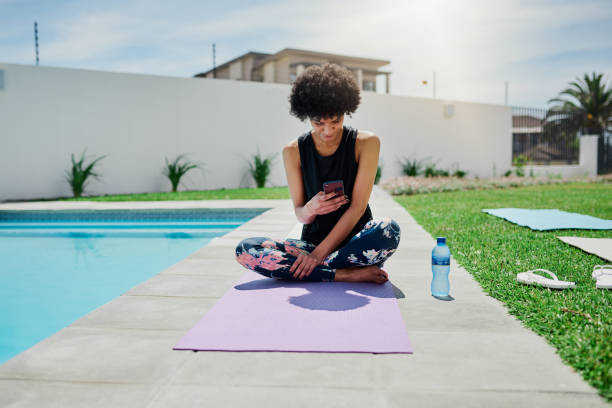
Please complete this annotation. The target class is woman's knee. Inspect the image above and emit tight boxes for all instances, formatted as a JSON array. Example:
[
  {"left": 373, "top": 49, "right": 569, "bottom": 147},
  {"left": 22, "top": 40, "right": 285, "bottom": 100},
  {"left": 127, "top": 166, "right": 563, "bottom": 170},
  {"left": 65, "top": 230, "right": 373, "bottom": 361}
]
[
  {"left": 235, "top": 237, "right": 263, "bottom": 268},
  {"left": 234, "top": 237, "right": 279, "bottom": 280},
  {"left": 234, "top": 237, "right": 270, "bottom": 256},
  {"left": 235, "top": 237, "right": 251, "bottom": 255},
  {"left": 386, "top": 218, "right": 401, "bottom": 245},
  {"left": 235, "top": 238, "right": 250, "bottom": 267},
  {"left": 369, "top": 218, "right": 401, "bottom": 247}
]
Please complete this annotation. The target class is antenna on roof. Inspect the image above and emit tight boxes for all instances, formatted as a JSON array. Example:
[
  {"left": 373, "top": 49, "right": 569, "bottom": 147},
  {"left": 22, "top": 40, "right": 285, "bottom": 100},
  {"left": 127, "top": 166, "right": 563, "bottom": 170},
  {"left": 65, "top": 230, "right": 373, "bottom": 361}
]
[
  {"left": 34, "top": 21, "right": 39, "bottom": 65},
  {"left": 505, "top": 80, "right": 509, "bottom": 105},
  {"left": 212, "top": 43, "right": 216, "bottom": 78},
  {"left": 433, "top": 70, "right": 436, "bottom": 99}
]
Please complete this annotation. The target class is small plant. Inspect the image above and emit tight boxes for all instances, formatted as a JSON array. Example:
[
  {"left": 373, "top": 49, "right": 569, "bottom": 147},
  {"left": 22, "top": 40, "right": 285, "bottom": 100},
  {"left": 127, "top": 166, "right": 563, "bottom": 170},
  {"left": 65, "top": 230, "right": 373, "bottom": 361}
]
[
  {"left": 375, "top": 158, "right": 383, "bottom": 184},
  {"left": 504, "top": 170, "right": 513, "bottom": 177},
  {"left": 164, "top": 154, "right": 203, "bottom": 192},
  {"left": 453, "top": 169, "right": 467, "bottom": 178},
  {"left": 400, "top": 156, "right": 423, "bottom": 176},
  {"left": 529, "top": 168, "right": 535, "bottom": 177},
  {"left": 423, "top": 160, "right": 449, "bottom": 177},
  {"left": 450, "top": 162, "right": 467, "bottom": 178},
  {"left": 65, "top": 149, "right": 107, "bottom": 198},
  {"left": 249, "top": 148, "right": 278, "bottom": 188},
  {"left": 513, "top": 154, "right": 528, "bottom": 177},
  {"left": 424, "top": 161, "right": 436, "bottom": 178},
  {"left": 375, "top": 165, "right": 382, "bottom": 184}
]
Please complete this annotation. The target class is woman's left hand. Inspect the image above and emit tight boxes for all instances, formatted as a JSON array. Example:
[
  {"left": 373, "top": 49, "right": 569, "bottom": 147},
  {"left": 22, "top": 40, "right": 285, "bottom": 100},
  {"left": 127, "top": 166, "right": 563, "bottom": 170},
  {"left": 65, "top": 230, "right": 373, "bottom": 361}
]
[{"left": 290, "top": 251, "right": 324, "bottom": 280}]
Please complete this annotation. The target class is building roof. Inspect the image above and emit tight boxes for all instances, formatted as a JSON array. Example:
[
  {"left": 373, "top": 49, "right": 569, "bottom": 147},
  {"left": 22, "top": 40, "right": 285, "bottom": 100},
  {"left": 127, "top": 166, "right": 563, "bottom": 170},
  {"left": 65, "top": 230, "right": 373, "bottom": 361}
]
[
  {"left": 193, "top": 48, "right": 390, "bottom": 77},
  {"left": 512, "top": 115, "right": 542, "bottom": 128},
  {"left": 193, "top": 51, "right": 270, "bottom": 77},
  {"left": 253, "top": 48, "right": 390, "bottom": 69}
]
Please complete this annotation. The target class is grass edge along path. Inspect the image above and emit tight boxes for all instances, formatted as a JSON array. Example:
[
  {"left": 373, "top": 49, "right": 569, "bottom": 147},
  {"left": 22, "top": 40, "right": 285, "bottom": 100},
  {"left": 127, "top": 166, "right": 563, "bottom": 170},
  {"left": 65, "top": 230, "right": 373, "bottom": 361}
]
[
  {"left": 59, "top": 186, "right": 291, "bottom": 201},
  {"left": 393, "top": 183, "right": 612, "bottom": 402}
]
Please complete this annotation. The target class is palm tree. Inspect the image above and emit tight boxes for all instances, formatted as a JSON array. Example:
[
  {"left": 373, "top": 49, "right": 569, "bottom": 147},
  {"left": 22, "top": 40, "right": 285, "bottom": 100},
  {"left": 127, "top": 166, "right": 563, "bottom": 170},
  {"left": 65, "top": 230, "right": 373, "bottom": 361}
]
[{"left": 548, "top": 72, "right": 612, "bottom": 135}]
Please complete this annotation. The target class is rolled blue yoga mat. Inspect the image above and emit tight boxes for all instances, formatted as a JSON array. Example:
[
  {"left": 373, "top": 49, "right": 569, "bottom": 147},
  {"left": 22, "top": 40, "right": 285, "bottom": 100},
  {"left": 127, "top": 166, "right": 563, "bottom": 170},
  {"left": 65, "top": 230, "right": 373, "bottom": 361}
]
[{"left": 482, "top": 208, "right": 612, "bottom": 231}]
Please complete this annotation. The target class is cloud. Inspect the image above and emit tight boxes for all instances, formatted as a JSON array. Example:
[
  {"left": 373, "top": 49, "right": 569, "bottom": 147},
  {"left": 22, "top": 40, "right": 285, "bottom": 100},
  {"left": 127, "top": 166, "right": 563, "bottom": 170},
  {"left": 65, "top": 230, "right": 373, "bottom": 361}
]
[
  {"left": 283, "top": 0, "right": 612, "bottom": 103},
  {"left": 43, "top": 11, "right": 142, "bottom": 62},
  {"left": 1, "top": 0, "right": 610, "bottom": 107}
]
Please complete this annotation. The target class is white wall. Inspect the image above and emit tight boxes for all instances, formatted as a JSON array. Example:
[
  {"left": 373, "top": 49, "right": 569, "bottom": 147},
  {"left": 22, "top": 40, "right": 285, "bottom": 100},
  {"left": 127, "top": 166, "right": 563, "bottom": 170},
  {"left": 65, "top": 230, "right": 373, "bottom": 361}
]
[
  {"left": 354, "top": 94, "right": 512, "bottom": 181},
  {"left": 0, "top": 63, "right": 512, "bottom": 201}
]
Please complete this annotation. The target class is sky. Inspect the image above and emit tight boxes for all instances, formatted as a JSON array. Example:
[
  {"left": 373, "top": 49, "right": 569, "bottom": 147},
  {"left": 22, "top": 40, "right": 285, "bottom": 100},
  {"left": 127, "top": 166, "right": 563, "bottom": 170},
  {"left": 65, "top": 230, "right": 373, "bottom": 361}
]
[{"left": 1, "top": 0, "right": 611, "bottom": 108}]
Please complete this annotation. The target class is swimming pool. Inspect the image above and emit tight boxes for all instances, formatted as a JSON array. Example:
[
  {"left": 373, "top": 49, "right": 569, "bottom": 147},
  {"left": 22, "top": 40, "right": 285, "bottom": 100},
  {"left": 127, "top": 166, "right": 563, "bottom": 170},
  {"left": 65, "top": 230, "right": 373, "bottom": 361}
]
[{"left": 0, "top": 208, "right": 265, "bottom": 365}]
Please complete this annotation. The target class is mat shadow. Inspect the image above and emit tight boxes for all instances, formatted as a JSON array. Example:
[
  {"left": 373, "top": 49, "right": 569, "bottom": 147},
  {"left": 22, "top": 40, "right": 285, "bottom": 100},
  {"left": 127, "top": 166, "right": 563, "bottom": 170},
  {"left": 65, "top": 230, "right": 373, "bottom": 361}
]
[{"left": 234, "top": 278, "right": 405, "bottom": 312}]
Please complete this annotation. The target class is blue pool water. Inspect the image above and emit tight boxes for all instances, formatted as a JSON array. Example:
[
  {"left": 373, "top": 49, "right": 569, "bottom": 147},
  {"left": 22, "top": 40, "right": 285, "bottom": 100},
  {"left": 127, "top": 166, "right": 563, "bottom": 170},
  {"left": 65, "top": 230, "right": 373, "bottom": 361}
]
[{"left": 0, "top": 208, "right": 265, "bottom": 365}]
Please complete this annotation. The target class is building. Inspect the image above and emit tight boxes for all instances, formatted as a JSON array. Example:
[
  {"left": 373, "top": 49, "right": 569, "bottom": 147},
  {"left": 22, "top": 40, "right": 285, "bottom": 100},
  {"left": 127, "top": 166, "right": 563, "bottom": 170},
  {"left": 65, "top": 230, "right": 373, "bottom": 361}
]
[{"left": 194, "top": 48, "right": 391, "bottom": 93}]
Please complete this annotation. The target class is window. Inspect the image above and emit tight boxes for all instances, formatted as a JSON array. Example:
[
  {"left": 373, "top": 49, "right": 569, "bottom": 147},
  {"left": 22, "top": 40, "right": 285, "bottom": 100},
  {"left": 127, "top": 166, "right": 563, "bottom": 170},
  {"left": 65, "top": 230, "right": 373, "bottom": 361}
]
[{"left": 363, "top": 80, "right": 376, "bottom": 91}]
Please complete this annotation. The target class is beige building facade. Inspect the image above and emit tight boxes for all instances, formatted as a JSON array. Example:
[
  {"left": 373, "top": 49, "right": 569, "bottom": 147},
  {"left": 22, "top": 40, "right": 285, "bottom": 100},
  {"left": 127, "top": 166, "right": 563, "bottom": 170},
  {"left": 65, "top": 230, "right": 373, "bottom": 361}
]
[{"left": 194, "top": 48, "right": 391, "bottom": 93}]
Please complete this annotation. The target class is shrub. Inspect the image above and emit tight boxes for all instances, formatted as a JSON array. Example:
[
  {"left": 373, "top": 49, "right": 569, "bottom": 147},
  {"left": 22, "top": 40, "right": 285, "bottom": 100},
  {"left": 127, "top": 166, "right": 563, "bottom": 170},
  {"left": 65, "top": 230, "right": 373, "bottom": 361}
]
[
  {"left": 513, "top": 154, "right": 527, "bottom": 177},
  {"left": 423, "top": 161, "right": 437, "bottom": 178},
  {"left": 249, "top": 148, "right": 278, "bottom": 188},
  {"left": 450, "top": 162, "right": 467, "bottom": 178},
  {"left": 382, "top": 175, "right": 606, "bottom": 196},
  {"left": 423, "top": 160, "right": 450, "bottom": 177},
  {"left": 65, "top": 149, "right": 107, "bottom": 198},
  {"left": 164, "top": 154, "right": 203, "bottom": 192},
  {"left": 399, "top": 157, "right": 423, "bottom": 176},
  {"left": 375, "top": 158, "right": 383, "bottom": 184}
]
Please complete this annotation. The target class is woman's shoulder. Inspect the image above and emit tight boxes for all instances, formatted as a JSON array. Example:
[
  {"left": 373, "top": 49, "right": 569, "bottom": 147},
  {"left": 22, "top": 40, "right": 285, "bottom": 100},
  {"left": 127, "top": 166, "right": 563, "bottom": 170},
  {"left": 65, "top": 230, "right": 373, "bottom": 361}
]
[
  {"left": 282, "top": 138, "right": 300, "bottom": 153},
  {"left": 355, "top": 130, "right": 380, "bottom": 147},
  {"left": 282, "top": 138, "right": 301, "bottom": 166},
  {"left": 283, "top": 138, "right": 299, "bottom": 150},
  {"left": 354, "top": 130, "right": 380, "bottom": 162}
]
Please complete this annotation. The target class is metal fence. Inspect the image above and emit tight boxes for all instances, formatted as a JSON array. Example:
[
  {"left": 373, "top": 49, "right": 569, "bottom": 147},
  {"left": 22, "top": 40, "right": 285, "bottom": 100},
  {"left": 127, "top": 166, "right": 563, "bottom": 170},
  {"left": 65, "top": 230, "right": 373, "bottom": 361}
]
[
  {"left": 512, "top": 107, "right": 582, "bottom": 164},
  {"left": 599, "top": 133, "right": 612, "bottom": 174}
]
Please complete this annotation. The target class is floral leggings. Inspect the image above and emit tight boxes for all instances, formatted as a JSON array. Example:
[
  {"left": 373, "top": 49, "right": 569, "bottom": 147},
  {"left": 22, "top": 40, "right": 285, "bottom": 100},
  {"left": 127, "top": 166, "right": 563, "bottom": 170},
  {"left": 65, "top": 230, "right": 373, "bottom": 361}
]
[{"left": 234, "top": 218, "right": 401, "bottom": 282}]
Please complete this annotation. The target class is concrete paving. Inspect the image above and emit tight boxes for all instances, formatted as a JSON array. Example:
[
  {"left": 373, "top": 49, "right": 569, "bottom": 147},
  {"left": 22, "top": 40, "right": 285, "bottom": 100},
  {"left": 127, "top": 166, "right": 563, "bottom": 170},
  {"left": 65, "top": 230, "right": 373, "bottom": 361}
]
[{"left": 0, "top": 187, "right": 609, "bottom": 407}]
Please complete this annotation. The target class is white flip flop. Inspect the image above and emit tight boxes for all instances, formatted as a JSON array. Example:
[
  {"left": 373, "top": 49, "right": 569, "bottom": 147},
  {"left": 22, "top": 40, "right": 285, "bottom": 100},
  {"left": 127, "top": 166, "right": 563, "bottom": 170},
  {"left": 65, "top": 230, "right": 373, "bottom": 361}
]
[
  {"left": 593, "top": 265, "right": 612, "bottom": 289},
  {"left": 592, "top": 265, "right": 612, "bottom": 280},
  {"left": 517, "top": 269, "right": 576, "bottom": 289}
]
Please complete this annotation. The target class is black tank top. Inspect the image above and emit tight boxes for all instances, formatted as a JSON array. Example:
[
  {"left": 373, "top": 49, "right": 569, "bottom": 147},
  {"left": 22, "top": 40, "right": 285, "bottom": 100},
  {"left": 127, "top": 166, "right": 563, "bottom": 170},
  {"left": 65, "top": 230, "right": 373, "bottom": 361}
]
[{"left": 297, "top": 125, "right": 373, "bottom": 251}]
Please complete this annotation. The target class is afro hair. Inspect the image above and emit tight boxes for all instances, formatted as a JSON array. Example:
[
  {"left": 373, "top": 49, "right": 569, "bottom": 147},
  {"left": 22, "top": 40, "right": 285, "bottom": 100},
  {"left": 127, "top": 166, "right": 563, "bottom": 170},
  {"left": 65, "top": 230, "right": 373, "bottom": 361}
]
[{"left": 289, "top": 63, "right": 361, "bottom": 121}]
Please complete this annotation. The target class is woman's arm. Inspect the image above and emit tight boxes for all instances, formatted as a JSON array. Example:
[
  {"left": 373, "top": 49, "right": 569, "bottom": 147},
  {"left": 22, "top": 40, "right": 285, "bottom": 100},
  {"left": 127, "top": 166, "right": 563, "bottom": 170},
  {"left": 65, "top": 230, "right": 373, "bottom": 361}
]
[
  {"left": 282, "top": 141, "right": 314, "bottom": 224},
  {"left": 282, "top": 141, "right": 347, "bottom": 224},
  {"left": 309, "top": 132, "right": 380, "bottom": 262}
]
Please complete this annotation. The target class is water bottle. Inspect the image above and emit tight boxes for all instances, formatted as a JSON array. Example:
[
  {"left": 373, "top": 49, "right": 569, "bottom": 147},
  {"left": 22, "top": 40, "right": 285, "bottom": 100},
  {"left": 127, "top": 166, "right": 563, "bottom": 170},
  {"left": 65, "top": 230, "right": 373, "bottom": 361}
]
[{"left": 431, "top": 237, "right": 451, "bottom": 297}]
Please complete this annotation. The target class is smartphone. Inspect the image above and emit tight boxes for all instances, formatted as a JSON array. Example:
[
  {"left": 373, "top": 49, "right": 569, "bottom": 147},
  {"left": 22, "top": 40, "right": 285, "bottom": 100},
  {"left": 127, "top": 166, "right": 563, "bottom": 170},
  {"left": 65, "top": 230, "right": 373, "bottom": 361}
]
[{"left": 323, "top": 180, "right": 345, "bottom": 197}]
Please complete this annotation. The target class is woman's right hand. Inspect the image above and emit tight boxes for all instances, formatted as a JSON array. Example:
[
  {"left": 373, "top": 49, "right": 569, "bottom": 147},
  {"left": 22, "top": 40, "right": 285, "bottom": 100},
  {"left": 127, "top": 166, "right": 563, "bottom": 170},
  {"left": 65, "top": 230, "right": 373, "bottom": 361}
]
[{"left": 305, "top": 191, "right": 349, "bottom": 216}]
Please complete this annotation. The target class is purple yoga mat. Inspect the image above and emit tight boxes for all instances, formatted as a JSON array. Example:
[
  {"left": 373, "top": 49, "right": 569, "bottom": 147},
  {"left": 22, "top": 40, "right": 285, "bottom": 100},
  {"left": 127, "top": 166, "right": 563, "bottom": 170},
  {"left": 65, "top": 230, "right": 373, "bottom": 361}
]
[{"left": 173, "top": 270, "right": 413, "bottom": 354}]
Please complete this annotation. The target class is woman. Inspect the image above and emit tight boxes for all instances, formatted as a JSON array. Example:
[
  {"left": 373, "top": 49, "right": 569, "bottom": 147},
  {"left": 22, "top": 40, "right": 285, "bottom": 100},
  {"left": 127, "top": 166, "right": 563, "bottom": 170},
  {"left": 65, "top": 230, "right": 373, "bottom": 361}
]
[{"left": 235, "top": 63, "right": 400, "bottom": 283}]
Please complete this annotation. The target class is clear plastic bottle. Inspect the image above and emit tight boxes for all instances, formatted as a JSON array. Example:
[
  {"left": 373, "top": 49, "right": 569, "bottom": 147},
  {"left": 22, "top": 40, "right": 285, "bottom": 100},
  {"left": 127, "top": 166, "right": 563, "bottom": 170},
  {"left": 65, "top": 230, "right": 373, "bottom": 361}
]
[{"left": 431, "top": 237, "right": 451, "bottom": 297}]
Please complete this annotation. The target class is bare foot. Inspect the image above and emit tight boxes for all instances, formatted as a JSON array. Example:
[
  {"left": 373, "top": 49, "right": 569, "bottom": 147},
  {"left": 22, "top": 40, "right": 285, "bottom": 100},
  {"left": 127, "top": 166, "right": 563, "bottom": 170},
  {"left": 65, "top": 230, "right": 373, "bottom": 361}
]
[{"left": 334, "top": 266, "right": 389, "bottom": 284}]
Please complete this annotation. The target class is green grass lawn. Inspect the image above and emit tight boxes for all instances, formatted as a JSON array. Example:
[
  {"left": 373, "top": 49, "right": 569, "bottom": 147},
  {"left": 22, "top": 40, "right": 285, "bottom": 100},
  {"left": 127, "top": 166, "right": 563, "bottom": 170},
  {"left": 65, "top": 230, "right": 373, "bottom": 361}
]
[
  {"left": 394, "top": 183, "right": 612, "bottom": 401},
  {"left": 62, "top": 186, "right": 291, "bottom": 201}
]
